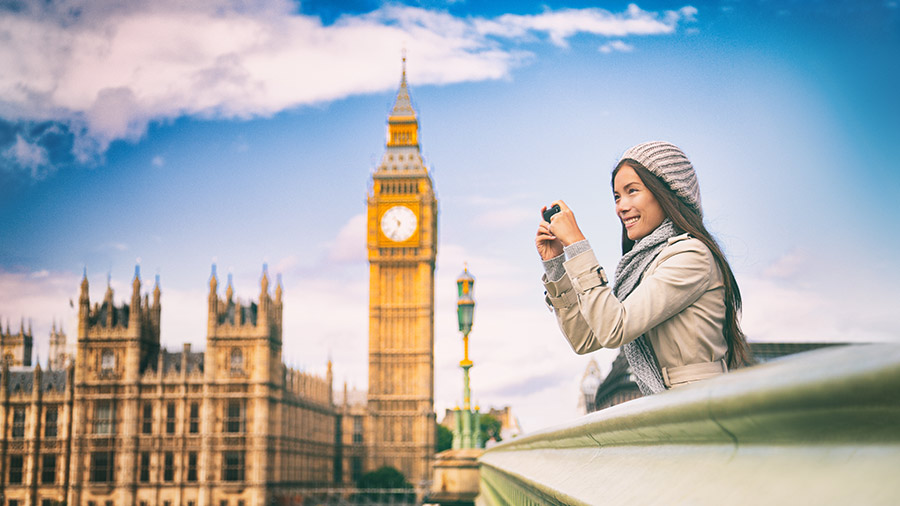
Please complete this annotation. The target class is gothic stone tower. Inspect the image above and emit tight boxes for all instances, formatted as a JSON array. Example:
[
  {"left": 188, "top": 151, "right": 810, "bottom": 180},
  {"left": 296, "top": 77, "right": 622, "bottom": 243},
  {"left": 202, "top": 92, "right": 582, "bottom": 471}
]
[
  {"left": 204, "top": 265, "right": 284, "bottom": 505},
  {"left": 71, "top": 267, "right": 161, "bottom": 505},
  {"left": 1, "top": 318, "right": 34, "bottom": 367},
  {"left": 366, "top": 59, "right": 438, "bottom": 486}
]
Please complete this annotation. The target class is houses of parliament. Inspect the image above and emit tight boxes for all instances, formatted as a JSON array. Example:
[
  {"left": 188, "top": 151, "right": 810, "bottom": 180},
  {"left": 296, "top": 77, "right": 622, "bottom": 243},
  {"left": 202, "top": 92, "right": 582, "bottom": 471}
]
[{"left": 0, "top": 63, "right": 439, "bottom": 506}]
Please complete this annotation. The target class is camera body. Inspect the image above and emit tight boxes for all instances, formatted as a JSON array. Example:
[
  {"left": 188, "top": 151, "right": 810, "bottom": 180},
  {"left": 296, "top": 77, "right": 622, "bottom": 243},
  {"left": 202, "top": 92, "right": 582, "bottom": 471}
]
[{"left": 542, "top": 204, "right": 561, "bottom": 222}]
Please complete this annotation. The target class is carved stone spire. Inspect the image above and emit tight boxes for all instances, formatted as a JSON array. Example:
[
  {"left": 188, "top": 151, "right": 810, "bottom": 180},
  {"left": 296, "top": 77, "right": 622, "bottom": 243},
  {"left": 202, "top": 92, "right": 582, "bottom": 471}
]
[
  {"left": 209, "top": 264, "right": 218, "bottom": 294},
  {"left": 260, "top": 263, "right": 269, "bottom": 297},
  {"left": 153, "top": 274, "right": 161, "bottom": 307},
  {"left": 275, "top": 273, "right": 283, "bottom": 304}
]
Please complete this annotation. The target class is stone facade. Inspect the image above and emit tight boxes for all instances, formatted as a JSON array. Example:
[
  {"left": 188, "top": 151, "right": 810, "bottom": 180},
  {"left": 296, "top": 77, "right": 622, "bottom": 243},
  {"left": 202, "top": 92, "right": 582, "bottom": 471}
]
[{"left": 1, "top": 267, "right": 340, "bottom": 506}]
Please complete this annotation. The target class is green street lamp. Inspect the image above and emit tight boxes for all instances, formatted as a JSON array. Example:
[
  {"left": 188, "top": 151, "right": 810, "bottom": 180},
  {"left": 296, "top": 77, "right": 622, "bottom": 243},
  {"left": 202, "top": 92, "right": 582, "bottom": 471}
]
[
  {"left": 457, "top": 266, "right": 475, "bottom": 367},
  {"left": 453, "top": 264, "right": 482, "bottom": 449}
]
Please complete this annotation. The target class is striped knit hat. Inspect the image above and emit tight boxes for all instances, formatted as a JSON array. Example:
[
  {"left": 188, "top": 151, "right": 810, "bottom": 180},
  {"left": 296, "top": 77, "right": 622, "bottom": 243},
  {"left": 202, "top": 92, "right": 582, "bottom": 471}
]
[{"left": 618, "top": 141, "right": 702, "bottom": 216}]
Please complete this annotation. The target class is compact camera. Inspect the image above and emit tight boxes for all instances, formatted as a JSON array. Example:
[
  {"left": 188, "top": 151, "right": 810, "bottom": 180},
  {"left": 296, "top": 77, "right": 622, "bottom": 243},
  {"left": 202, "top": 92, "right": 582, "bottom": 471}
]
[{"left": 542, "top": 204, "right": 561, "bottom": 222}]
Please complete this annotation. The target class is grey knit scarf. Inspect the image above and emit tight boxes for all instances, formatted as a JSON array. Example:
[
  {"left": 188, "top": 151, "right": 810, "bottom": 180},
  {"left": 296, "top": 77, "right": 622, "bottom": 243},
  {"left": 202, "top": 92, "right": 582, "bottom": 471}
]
[{"left": 613, "top": 219, "right": 678, "bottom": 395}]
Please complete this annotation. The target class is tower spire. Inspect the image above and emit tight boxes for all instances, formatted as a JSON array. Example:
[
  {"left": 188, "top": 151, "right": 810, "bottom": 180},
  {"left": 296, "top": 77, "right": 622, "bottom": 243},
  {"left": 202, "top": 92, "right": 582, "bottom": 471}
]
[{"left": 390, "top": 54, "right": 416, "bottom": 121}]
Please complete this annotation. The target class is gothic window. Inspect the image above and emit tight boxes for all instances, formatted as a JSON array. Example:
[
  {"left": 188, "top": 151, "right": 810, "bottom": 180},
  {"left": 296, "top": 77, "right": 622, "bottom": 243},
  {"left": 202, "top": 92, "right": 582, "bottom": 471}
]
[
  {"left": 9, "top": 455, "right": 24, "bottom": 483},
  {"left": 223, "top": 451, "right": 244, "bottom": 481},
  {"left": 187, "top": 452, "right": 198, "bottom": 482},
  {"left": 166, "top": 402, "right": 176, "bottom": 434},
  {"left": 94, "top": 402, "right": 114, "bottom": 435},
  {"left": 45, "top": 407, "right": 58, "bottom": 437},
  {"left": 142, "top": 403, "right": 153, "bottom": 434},
  {"left": 41, "top": 454, "right": 57, "bottom": 484},
  {"left": 230, "top": 348, "right": 243, "bottom": 373},
  {"left": 140, "top": 452, "right": 150, "bottom": 482},
  {"left": 12, "top": 407, "right": 25, "bottom": 438},
  {"left": 163, "top": 452, "right": 174, "bottom": 481},
  {"left": 90, "top": 451, "right": 115, "bottom": 482},
  {"left": 353, "top": 417, "right": 363, "bottom": 443},
  {"left": 189, "top": 402, "right": 200, "bottom": 433},
  {"left": 101, "top": 349, "right": 115, "bottom": 371},
  {"left": 225, "top": 400, "right": 244, "bottom": 433}
]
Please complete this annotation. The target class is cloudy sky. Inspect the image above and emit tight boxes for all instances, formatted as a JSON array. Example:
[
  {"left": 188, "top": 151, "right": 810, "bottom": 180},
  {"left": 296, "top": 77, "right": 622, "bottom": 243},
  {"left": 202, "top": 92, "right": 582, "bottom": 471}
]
[{"left": 1, "top": 0, "right": 898, "bottom": 431}]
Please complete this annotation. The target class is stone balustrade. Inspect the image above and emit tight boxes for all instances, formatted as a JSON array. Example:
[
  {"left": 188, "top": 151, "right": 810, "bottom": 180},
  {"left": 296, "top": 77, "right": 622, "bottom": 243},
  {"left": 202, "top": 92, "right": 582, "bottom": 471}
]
[{"left": 478, "top": 344, "right": 900, "bottom": 506}]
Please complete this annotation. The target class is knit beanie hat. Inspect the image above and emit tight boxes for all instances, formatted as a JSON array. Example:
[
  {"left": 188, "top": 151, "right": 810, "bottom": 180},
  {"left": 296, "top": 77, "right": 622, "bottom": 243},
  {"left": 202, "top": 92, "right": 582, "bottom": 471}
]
[{"left": 618, "top": 141, "right": 702, "bottom": 216}]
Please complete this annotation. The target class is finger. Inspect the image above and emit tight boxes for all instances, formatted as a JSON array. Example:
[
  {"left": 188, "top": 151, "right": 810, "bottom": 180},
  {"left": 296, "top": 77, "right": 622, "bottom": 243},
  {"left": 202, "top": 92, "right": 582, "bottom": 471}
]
[{"left": 553, "top": 200, "right": 572, "bottom": 214}]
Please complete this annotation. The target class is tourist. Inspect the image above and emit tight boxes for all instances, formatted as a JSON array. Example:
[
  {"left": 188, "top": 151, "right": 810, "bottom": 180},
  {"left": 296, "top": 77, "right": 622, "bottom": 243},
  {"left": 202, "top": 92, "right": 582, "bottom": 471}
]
[{"left": 536, "top": 141, "right": 750, "bottom": 394}]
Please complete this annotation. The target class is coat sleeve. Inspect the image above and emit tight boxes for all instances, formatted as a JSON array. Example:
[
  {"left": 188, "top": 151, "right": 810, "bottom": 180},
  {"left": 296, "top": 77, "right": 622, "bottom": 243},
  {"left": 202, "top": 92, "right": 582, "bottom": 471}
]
[{"left": 542, "top": 240, "right": 713, "bottom": 355}]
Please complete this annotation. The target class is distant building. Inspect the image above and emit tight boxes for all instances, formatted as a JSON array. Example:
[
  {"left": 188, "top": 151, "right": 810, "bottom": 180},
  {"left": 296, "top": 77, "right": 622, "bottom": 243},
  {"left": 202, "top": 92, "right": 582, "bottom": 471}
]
[
  {"left": 440, "top": 406, "right": 523, "bottom": 443},
  {"left": 589, "top": 342, "right": 856, "bottom": 413},
  {"left": 47, "top": 322, "right": 70, "bottom": 370},
  {"left": 577, "top": 359, "right": 603, "bottom": 415},
  {"left": 593, "top": 352, "right": 641, "bottom": 411},
  {"left": 487, "top": 406, "right": 524, "bottom": 442},
  {"left": 748, "top": 341, "right": 848, "bottom": 363},
  {"left": 1, "top": 267, "right": 339, "bottom": 506},
  {"left": 335, "top": 384, "right": 369, "bottom": 485}
]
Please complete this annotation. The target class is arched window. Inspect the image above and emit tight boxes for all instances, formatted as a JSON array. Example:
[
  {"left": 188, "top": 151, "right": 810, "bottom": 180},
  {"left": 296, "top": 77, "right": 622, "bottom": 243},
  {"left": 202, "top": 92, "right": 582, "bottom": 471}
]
[
  {"left": 230, "top": 348, "right": 243, "bottom": 372},
  {"left": 101, "top": 350, "right": 115, "bottom": 371}
]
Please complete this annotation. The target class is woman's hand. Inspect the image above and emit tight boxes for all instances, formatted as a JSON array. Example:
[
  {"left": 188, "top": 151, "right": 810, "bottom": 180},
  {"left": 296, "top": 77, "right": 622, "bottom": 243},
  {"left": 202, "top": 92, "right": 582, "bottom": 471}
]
[
  {"left": 546, "top": 200, "right": 585, "bottom": 247},
  {"left": 536, "top": 219, "right": 563, "bottom": 261},
  {"left": 536, "top": 200, "right": 586, "bottom": 260}
]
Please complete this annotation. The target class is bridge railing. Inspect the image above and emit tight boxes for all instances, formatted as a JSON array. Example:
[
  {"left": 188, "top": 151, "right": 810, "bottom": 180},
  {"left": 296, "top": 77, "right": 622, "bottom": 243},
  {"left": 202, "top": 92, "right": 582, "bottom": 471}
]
[{"left": 478, "top": 344, "right": 900, "bottom": 506}]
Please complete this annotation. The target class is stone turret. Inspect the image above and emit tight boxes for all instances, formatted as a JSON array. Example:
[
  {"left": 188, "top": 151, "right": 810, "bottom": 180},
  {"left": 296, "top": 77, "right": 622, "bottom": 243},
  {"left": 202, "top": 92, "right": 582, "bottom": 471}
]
[
  {"left": 0, "top": 315, "right": 33, "bottom": 367},
  {"left": 205, "top": 265, "right": 284, "bottom": 383},
  {"left": 48, "top": 319, "right": 69, "bottom": 370},
  {"left": 76, "top": 267, "right": 161, "bottom": 382}
]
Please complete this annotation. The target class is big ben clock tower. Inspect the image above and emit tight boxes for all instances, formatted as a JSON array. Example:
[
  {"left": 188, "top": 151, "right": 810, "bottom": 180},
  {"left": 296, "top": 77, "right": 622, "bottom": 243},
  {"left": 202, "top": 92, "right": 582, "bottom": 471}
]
[{"left": 366, "top": 58, "right": 438, "bottom": 486}]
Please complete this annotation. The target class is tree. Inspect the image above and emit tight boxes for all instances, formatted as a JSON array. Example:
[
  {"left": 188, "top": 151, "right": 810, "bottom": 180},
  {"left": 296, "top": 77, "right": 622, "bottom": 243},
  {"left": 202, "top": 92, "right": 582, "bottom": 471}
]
[
  {"left": 436, "top": 423, "right": 453, "bottom": 452},
  {"left": 480, "top": 414, "right": 502, "bottom": 443},
  {"left": 355, "top": 466, "right": 414, "bottom": 502}
]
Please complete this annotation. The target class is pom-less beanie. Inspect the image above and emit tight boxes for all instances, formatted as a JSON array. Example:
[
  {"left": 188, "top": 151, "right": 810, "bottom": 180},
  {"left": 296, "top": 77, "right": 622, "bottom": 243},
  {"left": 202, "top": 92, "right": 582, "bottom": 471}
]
[{"left": 619, "top": 141, "right": 702, "bottom": 216}]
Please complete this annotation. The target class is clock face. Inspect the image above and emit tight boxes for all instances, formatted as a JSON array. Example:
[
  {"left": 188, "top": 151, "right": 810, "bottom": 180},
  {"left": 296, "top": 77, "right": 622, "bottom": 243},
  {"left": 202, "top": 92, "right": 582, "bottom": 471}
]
[{"left": 381, "top": 205, "right": 418, "bottom": 242}]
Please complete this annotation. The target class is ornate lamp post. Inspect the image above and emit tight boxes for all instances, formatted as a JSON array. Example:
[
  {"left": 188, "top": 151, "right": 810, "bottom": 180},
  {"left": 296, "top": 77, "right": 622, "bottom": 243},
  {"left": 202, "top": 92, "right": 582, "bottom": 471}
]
[{"left": 453, "top": 265, "right": 482, "bottom": 449}]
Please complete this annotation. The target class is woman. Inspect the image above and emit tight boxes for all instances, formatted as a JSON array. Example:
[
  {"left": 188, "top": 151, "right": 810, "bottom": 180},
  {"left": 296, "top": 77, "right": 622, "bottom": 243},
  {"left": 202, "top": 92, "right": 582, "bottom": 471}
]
[{"left": 536, "top": 141, "right": 750, "bottom": 394}]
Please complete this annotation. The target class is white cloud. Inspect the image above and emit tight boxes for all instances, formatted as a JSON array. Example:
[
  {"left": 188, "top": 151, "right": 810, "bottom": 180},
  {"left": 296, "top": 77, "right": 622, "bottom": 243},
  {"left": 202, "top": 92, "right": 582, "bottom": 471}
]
[
  {"left": 151, "top": 155, "right": 165, "bottom": 167},
  {"left": 479, "top": 4, "right": 696, "bottom": 47},
  {"left": 0, "top": 2, "right": 696, "bottom": 173},
  {"left": 599, "top": 40, "right": 635, "bottom": 54},
  {"left": 3, "top": 134, "right": 50, "bottom": 178},
  {"left": 327, "top": 213, "right": 367, "bottom": 263}
]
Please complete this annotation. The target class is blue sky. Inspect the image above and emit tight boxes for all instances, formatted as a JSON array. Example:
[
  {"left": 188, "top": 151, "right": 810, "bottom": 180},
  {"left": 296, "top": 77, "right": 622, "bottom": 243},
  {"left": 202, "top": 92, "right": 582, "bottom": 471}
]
[{"left": 1, "top": 0, "right": 898, "bottom": 430}]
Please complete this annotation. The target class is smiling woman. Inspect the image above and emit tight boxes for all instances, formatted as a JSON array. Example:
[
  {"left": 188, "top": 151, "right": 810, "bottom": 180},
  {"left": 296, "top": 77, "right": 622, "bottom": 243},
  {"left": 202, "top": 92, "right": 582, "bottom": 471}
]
[{"left": 536, "top": 141, "right": 750, "bottom": 395}]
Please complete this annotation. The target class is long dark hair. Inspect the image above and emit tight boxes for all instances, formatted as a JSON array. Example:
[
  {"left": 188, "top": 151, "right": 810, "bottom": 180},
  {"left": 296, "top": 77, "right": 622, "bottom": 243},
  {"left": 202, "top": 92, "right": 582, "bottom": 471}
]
[{"left": 613, "top": 159, "right": 752, "bottom": 369}]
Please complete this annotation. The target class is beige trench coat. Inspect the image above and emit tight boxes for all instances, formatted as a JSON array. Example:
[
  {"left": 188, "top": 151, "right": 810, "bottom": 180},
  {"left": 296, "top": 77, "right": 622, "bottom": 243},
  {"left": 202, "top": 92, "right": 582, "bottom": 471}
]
[{"left": 543, "top": 234, "right": 729, "bottom": 388}]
